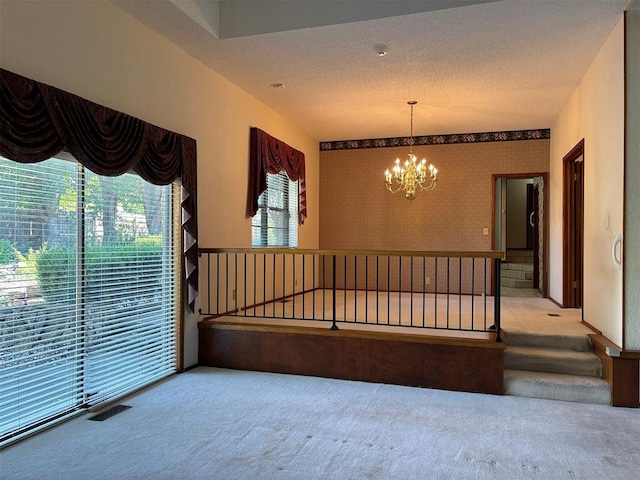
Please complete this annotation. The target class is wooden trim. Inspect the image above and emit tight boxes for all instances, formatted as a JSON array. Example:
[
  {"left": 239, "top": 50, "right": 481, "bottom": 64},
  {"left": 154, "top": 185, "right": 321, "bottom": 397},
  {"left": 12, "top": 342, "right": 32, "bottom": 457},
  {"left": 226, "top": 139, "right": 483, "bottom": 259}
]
[
  {"left": 199, "top": 247, "right": 504, "bottom": 259},
  {"left": 590, "top": 334, "right": 639, "bottom": 407},
  {"left": 543, "top": 172, "right": 550, "bottom": 297},
  {"left": 548, "top": 296, "right": 564, "bottom": 308},
  {"left": 199, "top": 319, "right": 505, "bottom": 349},
  {"left": 562, "top": 139, "right": 585, "bottom": 308},
  {"left": 581, "top": 319, "right": 602, "bottom": 335}
]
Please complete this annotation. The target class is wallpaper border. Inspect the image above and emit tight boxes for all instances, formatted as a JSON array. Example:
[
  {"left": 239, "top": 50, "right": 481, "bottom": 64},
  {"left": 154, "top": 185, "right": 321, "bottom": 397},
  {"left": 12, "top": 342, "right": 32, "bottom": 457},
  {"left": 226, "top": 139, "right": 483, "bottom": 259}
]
[{"left": 319, "top": 129, "right": 550, "bottom": 151}]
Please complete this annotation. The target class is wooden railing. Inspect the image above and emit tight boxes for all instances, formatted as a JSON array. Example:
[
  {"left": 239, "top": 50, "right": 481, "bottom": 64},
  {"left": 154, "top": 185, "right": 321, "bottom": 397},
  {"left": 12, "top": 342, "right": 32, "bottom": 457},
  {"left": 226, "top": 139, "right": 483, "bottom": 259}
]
[{"left": 198, "top": 248, "right": 504, "bottom": 341}]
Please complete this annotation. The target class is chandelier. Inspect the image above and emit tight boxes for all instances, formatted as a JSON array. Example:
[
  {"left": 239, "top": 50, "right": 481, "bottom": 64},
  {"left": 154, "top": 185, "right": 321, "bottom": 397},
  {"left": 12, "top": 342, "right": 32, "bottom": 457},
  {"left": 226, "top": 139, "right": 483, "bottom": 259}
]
[{"left": 384, "top": 101, "right": 438, "bottom": 200}]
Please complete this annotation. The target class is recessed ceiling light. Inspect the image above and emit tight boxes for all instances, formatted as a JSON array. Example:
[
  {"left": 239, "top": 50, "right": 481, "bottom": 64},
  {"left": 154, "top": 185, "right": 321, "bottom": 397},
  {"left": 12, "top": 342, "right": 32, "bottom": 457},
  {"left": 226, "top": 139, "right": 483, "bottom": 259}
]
[
  {"left": 374, "top": 44, "right": 388, "bottom": 57},
  {"left": 270, "top": 83, "right": 285, "bottom": 89}
]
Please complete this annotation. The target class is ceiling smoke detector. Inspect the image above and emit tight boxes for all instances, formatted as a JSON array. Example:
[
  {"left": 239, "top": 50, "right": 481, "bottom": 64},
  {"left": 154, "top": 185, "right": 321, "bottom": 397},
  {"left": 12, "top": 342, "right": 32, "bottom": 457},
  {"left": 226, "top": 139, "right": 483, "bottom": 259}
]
[{"left": 374, "top": 44, "right": 388, "bottom": 57}]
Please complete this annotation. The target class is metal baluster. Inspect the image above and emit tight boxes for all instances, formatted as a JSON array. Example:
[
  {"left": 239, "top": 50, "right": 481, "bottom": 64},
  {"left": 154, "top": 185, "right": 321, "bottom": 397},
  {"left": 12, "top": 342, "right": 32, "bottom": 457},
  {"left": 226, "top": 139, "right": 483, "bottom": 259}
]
[
  {"left": 272, "top": 253, "right": 276, "bottom": 317},
  {"left": 410, "top": 256, "right": 414, "bottom": 327},
  {"left": 365, "top": 256, "right": 369, "bottom": 324},
  {"left": 263, "top": 254, "right": 267, "bottom": 317},
  {"left": 343, "top": 255, "right": 347, "bottom": 322},
  {"left": 446, "top": 257, "right": 450, "bottom": 329},
  {"left": 376, "top": 256, "right": 380, "bottom": 325},
  {"left": 331, "top": 255, "right": 338, "bottom": 330},
  {"left": 322, "top": 255, "right": 326, "bottom": 321},
  {"left": 434, "top": 257, "right": 438, "bottom": 328},
  {"left": 387, "top": 256, "right": 390, "bottom": 325},
  {"left": 422, "top": 256, "right": 426, "bottom": 328},
  {"left": 354, "top": 255, "right": 357, "bottom": 322},
  {"left": 484, "top": 257, "right": 487, "bottom": 330},
  {"left": 494, "top": 258, "right": 502, "bottom": 342},
  {"left": 458, "top": 257, "right": 462, "bottom": 329},
  {"left": 471, "top": 257, "right": 475, "bottom": 331}
]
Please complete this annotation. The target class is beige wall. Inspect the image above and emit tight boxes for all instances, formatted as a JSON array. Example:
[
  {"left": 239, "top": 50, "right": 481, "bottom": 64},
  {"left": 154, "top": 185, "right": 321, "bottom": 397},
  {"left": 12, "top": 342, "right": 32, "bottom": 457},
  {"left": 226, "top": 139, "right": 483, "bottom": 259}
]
[
  {"left": 550, "top": 17, "right": 624, "bottom": 346},
  {"left": 320, "top": 141, "right": 549, "bottom": 252},
  {"left": 0, "top": 1, "right": 320, "bottom": 367}
]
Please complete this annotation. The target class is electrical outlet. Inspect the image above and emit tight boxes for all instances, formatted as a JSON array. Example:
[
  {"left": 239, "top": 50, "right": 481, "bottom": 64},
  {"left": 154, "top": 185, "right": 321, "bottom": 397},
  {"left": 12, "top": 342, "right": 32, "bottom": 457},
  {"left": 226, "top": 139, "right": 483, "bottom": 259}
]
[
  {"left": 232, "top": 289, "right": 236, "bottom": 300},
  {"left": 425, "top": 277, "right": 431, "bottom": 285}
]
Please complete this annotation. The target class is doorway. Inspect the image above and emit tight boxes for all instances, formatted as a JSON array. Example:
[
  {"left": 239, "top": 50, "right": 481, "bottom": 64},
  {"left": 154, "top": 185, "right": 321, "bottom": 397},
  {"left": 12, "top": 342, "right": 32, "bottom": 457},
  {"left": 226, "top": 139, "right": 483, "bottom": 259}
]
[
  {"left": 563, "top": 140, "right": 584, "bottom": 308},
  {"left": 493, "top": 173, "right": 548, "bottom": 297}
]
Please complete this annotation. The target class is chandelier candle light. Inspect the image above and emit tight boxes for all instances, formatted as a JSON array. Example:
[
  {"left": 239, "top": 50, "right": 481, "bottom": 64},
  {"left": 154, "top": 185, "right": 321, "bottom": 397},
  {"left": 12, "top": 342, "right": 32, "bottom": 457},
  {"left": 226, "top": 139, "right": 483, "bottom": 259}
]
[{"left": 385, "top": 101, "right": 438, "bottom": 200}]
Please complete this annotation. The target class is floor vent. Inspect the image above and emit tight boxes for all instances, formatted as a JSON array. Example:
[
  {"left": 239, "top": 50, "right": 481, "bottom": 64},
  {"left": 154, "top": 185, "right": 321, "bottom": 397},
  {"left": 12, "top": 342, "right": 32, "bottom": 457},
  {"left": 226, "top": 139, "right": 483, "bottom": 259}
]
[
  {"left": 547, "top": 313, "right": 561, "bottom": 317},
  {"left": 88, "top": 405, "right": 131, "bottom": 422}
]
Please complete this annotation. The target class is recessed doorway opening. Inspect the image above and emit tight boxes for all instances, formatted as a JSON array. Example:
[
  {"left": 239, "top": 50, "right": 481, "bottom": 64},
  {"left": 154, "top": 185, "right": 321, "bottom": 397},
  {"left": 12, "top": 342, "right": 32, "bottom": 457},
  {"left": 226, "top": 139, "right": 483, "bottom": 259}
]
[{"left": 493, "top": 173, "right": 548, "bottom": 298}]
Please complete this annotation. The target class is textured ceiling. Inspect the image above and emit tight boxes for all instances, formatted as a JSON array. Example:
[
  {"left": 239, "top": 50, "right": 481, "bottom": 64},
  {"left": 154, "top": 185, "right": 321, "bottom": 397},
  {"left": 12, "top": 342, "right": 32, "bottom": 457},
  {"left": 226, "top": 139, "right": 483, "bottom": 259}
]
[{"left": 112, "top": 0, "right": 629, "bottom": 142}]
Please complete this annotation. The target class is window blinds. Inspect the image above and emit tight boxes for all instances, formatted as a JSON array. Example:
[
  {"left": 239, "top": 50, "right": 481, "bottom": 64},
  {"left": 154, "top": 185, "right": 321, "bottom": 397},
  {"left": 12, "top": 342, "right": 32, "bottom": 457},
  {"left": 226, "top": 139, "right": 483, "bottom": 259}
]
[{"left": 0, "top": 156, "right": 178, "bottom": 447}]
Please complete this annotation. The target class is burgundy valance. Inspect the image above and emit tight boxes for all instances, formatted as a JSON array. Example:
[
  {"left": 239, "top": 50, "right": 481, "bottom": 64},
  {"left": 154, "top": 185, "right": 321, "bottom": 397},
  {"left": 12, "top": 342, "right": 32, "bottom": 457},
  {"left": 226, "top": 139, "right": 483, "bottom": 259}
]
[
  {"left": 246, "top": 127, "right": 307, "bottom": 224},
  {"left": 0, "top": 68, "right": 198, "bottom": 311}
]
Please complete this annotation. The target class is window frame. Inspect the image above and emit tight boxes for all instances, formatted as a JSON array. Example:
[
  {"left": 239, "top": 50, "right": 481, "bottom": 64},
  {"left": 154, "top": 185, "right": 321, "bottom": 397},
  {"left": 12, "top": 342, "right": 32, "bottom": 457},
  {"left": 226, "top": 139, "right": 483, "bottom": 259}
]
[{"left": 251, "top": 170, "right": 298, "bottom": 247}]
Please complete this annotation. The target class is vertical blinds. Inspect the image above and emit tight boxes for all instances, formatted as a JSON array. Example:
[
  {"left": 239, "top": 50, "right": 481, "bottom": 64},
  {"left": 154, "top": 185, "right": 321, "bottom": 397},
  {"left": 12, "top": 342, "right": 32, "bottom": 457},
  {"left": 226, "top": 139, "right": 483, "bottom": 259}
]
[
  {"left": 251, "top": 171, "right": 298, "bottom": 247},
  {"left": 0, "top": 156, "right": 178, "bottom": 447}
]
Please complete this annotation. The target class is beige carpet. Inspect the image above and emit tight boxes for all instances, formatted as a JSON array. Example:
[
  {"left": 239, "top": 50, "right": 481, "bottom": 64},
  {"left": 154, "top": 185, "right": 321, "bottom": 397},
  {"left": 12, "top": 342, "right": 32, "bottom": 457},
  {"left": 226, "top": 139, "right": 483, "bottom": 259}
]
[
  {"left": 2, "top": 367, "right": 639, "bottom": 480},
  {"left": 221, "top": 292, "right": 591, "bottom": 339}
]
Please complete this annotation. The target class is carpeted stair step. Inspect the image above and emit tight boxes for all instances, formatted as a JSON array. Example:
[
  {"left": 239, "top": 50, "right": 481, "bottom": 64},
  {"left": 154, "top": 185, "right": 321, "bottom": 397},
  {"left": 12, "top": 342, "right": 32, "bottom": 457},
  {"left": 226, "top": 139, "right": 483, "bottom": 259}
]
[
  {"left": 502, "top": 262, "right": 534, "bottom": 272},
  {"left": 505, "top": 346, "right": 602, "bottom": 377},
  {"left": 504, "top": 369, "right": 610, "bottom": 405},
  {"left": 503, "top": 330, "right": 593, "bottom": 352},
  {"left": 501, "top": 269, "right": 533, "bottom": 280},
  {"left": 501, "top": 278, "right": 534, "bottom": 288}
]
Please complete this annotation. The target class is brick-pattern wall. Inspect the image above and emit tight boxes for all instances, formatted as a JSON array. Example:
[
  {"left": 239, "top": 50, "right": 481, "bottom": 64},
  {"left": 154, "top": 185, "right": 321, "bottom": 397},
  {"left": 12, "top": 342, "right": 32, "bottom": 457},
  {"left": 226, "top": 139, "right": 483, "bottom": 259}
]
[{"left": 320, "top": 140, "right": 549, "bottom": 252}]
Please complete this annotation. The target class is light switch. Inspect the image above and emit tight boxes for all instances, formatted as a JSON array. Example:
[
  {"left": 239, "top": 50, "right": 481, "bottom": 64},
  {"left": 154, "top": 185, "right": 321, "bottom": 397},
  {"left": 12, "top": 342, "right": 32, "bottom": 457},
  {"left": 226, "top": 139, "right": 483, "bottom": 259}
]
[{"left": 483, "top": 227, "right": 489, "bottom": 236}]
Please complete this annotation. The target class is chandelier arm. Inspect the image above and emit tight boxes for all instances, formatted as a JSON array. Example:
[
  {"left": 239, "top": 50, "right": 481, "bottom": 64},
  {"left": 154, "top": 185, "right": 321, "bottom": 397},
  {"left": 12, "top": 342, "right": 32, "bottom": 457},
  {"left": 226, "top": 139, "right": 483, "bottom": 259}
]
[{"left": 417, "top": 179, "right": 437, "bottom": 192}]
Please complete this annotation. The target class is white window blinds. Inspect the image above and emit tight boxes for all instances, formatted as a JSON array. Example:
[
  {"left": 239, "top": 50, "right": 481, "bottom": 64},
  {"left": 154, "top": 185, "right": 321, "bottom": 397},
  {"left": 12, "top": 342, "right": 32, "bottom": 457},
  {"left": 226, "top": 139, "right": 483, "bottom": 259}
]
[
  {"left": 251, "top": 171, "right": 298, "bottom": 247},
  {"left": 0, "top": 156, "right": 178, "bottom": 447}
]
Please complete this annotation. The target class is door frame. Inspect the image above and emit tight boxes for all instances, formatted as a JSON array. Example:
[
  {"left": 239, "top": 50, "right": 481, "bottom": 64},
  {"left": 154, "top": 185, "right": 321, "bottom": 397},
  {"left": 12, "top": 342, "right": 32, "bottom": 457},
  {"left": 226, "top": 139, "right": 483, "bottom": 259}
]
[
  {"left": 491, "top": 172, "right": 549, "bottom": 297},
  {"left": 562, "top": 139, "right": 585, "bottom": 308}
]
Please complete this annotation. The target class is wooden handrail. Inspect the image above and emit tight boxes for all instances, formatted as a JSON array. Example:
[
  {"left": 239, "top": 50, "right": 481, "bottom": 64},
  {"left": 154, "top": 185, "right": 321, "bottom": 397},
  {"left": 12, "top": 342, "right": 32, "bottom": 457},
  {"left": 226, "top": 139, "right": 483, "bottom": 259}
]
[{"left": 199, "top": 247, "right": 505, "bottom": 259}]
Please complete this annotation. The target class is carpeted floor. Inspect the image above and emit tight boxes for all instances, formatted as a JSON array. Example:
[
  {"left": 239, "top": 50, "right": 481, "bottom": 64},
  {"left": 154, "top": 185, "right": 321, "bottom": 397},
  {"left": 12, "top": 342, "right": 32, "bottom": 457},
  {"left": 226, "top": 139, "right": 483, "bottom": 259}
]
[{"left": 2, "top": 367, "right": 639, "bottom": 480}]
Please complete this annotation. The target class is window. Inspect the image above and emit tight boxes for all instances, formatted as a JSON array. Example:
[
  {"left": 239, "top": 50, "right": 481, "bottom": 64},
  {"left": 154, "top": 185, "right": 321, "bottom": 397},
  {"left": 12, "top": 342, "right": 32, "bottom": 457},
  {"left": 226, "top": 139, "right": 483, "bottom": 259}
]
[
  {"left": 251, "top": 171, "right": 298, "bottom": 247},
  {"left": 0, "top": 155, "right": 179, "bottom": 447}
]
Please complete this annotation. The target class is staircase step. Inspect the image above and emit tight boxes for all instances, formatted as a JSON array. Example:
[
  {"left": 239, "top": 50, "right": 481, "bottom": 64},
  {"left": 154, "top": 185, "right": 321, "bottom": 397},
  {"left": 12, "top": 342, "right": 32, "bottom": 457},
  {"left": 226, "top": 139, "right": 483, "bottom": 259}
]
[
  {"left": 501, "top": 278, "right": 533, "bottom": 288},
  {"left": 504, "top": 369, "right": 610, "bottom": 405},
  {"left": 505, "top": 346, "right": 602, "bottom": 377},
  {"left": 501, "top": 269, "right": 533, "bottom": 280},
  {"left": 504, "top": 330, "right": 593, "bottom": 352},
  {"left": 502, "top": 263, "right": 534, "bottom": 272},
  {"left": 507, "top": 249, "right": 533, "bottom": 257}
]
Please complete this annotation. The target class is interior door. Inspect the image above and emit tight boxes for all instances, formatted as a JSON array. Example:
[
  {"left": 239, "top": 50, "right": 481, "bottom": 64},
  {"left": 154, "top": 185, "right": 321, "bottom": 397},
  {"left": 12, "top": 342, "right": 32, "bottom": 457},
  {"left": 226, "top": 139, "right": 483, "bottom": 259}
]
[
  {"left": 563, "top": 140, "right": 584, "bottom": 308},
  {"left": 531, "top": 184, "right": 540, "bottom": 289},
  {"left": 573, "top": 157, "right": 584, "bottom": 307}
]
